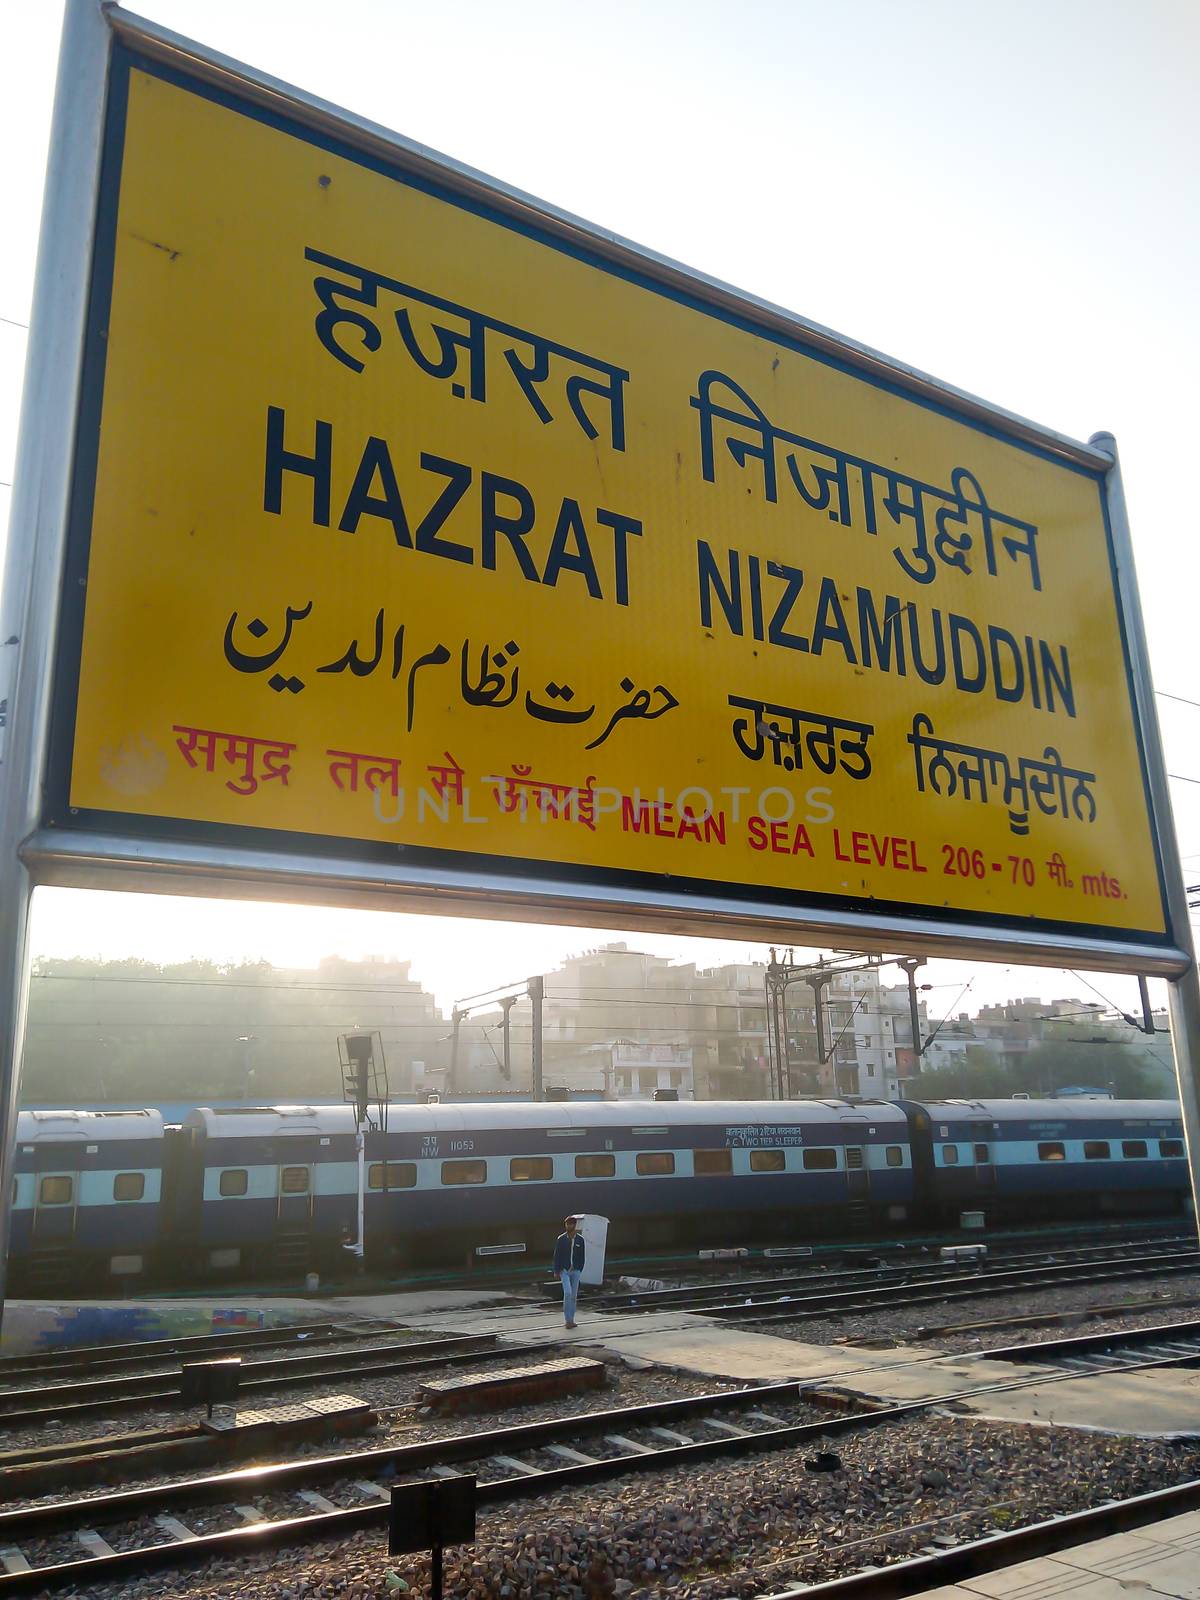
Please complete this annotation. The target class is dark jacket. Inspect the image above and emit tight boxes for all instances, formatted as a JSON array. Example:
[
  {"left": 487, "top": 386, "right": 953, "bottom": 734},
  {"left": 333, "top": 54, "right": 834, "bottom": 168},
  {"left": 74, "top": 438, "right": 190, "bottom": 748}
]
[{"left": 553, "top": 1231, "right": 586, "bottom": 1274}]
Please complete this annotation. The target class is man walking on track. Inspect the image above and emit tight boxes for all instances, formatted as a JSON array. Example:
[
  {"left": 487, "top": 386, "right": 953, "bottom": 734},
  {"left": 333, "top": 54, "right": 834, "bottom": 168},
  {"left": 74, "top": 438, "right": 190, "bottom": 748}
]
[{"left": 553, "top": 1215, "right": 586, "bottom": 1328}]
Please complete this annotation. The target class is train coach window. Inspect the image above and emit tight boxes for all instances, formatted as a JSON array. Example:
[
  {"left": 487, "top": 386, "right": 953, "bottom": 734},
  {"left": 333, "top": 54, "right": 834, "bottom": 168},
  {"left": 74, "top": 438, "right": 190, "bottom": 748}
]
[
  {"left": 886, "top": 1146, "right": 905, "bottom": 1168},
  {"left": 575, "top": 1154, "right": 616, "bottom": 1179},
  {"left": 1122, "top": 1140, "right": 1148, "bottom": 1159},
  {"left": 802, "top": 1148, "right": 837, "bottom": 1171},
  {"left": 636, "top": 1152, "right": 675, "bottom": 1176},
  {"left": 750, "top": 1149, "right": 786, "bottom": 1173},
  {"left": 1037, "top": 1143, "right": 1066, "bottom": 1162},
  {"left": 368, "top": 1162, "right": 417, "bottom": 1189},
  {"left": 441, "top": 1160, "right": 487, "bottom": 1185},
  {"left": 113, "top": 1172, "right": 145, "bottom": 1201},
  {"left": 219, "top": 1169, "right": 248, "bottom": 1196},
  {"left": 1084, "top": 1141, "right": 1110, "bottom": 1160},
  {"left": 510, "top": 1157, "right": 554, "bottom": 1182},
  {"left": 38, "top": 1176, "right": 72, "bottom": 1205},
  {"left": 280, "top": 1167, "right": 310, "bottom": 1194},
  {"left": 1160, "top": 1140, "right": 1185, "bottom": 1159},
  {"left": 694, "top": 1149, "right": 732, "bottom": 1176},
  {"left": 974, "top": 1145, "right": 990, "bottom": 1164},
  {"left": 941, "top": 1145, "right": 960, "bottom": 1165}
]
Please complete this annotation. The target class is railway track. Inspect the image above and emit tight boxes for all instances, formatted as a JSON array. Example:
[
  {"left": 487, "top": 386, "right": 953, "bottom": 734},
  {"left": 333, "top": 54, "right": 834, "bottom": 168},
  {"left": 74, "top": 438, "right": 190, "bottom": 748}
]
[
  {"left": 585, "top": 1234, "right": 1200, "bottom": 1314},
  {"left": 580, "top": 1243, "right": 1200, "bottom": 1328},
  {"left": 0, "top": 1332, "right": 552, "bottom": 1429},
  {"left": 2, "top": 1318, "right": 1199, "bottom": 1594},
  {"left": 767, "top": 1475, "right": 1200, "bottom": 1600},
  {"left": 0, "top": 1320, "right": 389, "bottom": 1382},
  {"left": 6, "top": 1234, "right": 1194, "bottom": 1431}
]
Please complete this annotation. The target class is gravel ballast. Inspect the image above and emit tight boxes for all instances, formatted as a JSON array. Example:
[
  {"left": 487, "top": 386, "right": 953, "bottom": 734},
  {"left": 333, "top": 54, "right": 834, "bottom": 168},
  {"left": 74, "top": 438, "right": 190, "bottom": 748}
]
[
  {"left": 0, "top": 1365, "right": 751, "bottom": 1509},
  {"left": 63, "top": 1413, "right": 1200, "bottom": 1600},
  {"left": 764, "top": 1272, "right": 1200, "bottom": 1351}
]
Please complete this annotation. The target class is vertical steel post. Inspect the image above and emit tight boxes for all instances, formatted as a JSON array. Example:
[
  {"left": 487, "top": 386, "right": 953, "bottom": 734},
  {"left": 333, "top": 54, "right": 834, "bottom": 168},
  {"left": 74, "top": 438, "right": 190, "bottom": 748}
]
[
  {"left": 780, "top": 972, "right": 790, "bottom": 1100},
  {"left": 448, "top": 1008, "right": 461, "bottom": 1096},
  {"left": 898, "top": 957, "right": 926, "bottom": 1055},
  {"left": 0, "top": 0, "right": 111, "bottom": 1329},
  {"left": 500, "top": 995, "right": 514, "bottom": 1080},
  {"left": 354, "top": 1124, "right": 366, "bottom": 1259},
  {"left": 1092, "top": 432, "right": 1200, "bottom": 1223},
  {"left": 809, "top": 974, "right": 832, "bottom": 1066},
  {"left": 764, "top": 960, "right": 774, "bottom": 1100},
  {"left": 528, "top": 975, "right": 544, "bottom": 1101},
  {"left": 1137, "top": 975, "right": 1156, "bottom": 1036},
  {"left": 1168, "top": 971, "right": 1200, "bottom": 1222}
]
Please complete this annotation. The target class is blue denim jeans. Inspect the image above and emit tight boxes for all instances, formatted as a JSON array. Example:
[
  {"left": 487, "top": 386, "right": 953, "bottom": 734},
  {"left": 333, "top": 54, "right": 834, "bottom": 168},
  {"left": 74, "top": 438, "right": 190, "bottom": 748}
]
[{"left": 560, "top": 1268, "right": 582, "bottom": 1323}]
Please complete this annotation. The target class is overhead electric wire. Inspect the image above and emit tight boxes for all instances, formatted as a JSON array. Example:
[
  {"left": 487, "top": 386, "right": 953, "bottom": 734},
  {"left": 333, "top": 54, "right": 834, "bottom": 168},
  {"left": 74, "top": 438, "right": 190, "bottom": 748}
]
[
  {"left": 824, "top": 994, "right": 867, "bottom": 1058},
  {"left": 453, "top": 978, "right": 534, "bottom": 1005},
  {"left": 921, "top": 978, "right": 975, "bottom": 1055},
  {"left": 32, "top": 969, "right": 451, "bottom": 997},
  {"left": 1067, "top": 969, "right": 1144, "bottom": 1019},
  {"left": 31, "top": 971, "right": 915, "bottom": 1022},
  {"left": 25, "top": 1019, "right": 802, "bottom": 1037}
]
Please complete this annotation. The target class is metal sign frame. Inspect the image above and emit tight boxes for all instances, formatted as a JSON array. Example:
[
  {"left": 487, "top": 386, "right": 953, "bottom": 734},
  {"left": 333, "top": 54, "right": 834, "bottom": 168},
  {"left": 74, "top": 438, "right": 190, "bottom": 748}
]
[
  {"left": 1, "top": 0, "right": 1198, "bottom": 1309},
  {"left": 3, "top": 0, "right": 1189, "bottom": 977}
]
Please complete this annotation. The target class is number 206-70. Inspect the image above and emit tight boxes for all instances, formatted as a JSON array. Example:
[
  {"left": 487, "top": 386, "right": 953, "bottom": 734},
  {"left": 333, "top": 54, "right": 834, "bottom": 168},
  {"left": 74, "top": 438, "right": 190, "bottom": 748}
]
[{"left": 942, "top": 846, "right": 1035, "bottom": 885}]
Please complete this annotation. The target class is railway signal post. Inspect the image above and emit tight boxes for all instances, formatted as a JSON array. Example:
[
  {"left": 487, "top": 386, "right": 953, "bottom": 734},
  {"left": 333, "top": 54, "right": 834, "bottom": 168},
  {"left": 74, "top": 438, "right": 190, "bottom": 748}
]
[{"left": 338, "top": 1032, "right": 387, "bottom": 1261}]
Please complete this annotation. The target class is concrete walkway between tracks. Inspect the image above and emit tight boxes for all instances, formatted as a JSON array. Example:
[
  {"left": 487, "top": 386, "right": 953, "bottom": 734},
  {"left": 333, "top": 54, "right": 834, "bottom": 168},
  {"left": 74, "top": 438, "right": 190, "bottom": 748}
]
[{"left": 313, "top": 1288, "right": 1200, "bottom": 1439}]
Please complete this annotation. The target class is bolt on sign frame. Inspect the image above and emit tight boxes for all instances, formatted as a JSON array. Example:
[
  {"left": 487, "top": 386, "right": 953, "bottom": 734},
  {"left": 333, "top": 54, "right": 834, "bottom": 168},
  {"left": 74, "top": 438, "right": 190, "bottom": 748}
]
[{"left": 1, "top": 0, "right": 1198, "bottom": 1314}]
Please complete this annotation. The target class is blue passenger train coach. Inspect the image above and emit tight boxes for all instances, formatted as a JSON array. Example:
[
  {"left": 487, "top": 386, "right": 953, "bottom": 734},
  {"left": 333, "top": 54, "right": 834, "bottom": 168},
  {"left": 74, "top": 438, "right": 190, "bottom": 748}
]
[
  {"left": 9, "top": 1110, "right": 168, "bottom": 1286},
  {"left": 172, "top": 1099, "right": 916, "bottom": 1275},
  {"left": 4, "top": 1097, "right": 1190, "bottom": 1287},
  {"left": 910, "top": 1099, "right": 1188, "bottom": 1223}
]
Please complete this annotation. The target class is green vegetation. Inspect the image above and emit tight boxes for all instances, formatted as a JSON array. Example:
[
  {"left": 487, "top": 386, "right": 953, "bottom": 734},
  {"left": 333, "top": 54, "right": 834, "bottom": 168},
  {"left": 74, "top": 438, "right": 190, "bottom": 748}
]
[
  {"left": 21, "top": 955, "right": 443, "bottom": 1105},
  {"left": 910, "top": 1035, "right": 1156, "bottom": 1101}
]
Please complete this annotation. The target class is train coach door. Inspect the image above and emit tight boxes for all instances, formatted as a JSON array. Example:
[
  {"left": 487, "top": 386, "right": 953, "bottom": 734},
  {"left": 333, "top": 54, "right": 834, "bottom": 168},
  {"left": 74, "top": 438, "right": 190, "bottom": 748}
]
[
  {"left": 841, "top": 1120, "right": 870, "bottom": 1202},
  {"left": 970, "top": 1125, "right": 997, "bottom": 1192},
  {"left": 844, "top": 1145, "right": 869, "bottom": 1199},
  {"left": 31, "top": 1151, "right": 81, "bottom": 1245},
  {"left": 276, "top": 1156, "right": 315, "bottom": 1231}
]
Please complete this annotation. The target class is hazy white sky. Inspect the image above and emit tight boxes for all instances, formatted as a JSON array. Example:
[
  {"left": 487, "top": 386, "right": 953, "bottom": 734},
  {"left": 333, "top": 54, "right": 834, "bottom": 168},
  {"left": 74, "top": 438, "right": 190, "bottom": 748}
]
[{"left": 1, "top": 0, "right": 1197, "bottom": 1018}]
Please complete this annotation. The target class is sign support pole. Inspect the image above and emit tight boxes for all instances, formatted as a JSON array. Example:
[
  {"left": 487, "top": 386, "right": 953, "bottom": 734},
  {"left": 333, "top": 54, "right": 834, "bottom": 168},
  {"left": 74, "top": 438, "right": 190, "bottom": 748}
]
[
  {"left": 1168, "top": 969, "right": 1200, "bottom": 1221},
  {"left": 1092, "top": 432, "right": 1200, "bottom": 1221},
  {"left": 0, "top": 0, "right": 110, "bottom": 1331},
  {"left": 529, "top": 975, "right": 544, "bottom": 1101}
]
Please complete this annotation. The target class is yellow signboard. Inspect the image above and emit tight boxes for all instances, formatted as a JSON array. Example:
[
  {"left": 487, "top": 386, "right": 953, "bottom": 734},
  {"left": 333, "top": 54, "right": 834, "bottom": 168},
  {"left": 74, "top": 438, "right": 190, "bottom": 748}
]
[{"left": 53, "top": 52, "right": 1168, "bottom": 944}]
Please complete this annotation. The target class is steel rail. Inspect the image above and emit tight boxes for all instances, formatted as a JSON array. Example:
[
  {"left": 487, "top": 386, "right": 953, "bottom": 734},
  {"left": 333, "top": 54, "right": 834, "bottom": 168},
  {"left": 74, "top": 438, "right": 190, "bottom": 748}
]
[
  {"left": 0, "top": 1318, "right": 1196, "bottom": 1593},
  {"left": 0, "top": 1335, "right": 565, "bottom": 1429},
  {"left": 0, "top": 1321, "right": 350, "bottom": 1378},
  {"left": 0, "top": 1332, "right": 494, "bottom": 1407},
  {"left": 764, "top": 1476, "right": 1200, "bottom": 1599},
  {"left": 0, "top": 1382, "right": 805, "bottom": 1540},
  {"left": 975, "top": 1312, "right": 1200, "bottom": 1365},
  {"left": 585, "top": 1240, "right": 1200, "bottom": 1314},
  {"left": 1, "top": 1328, "right": 1198, "bottom": 1595},
  {"left": 704, "top": 1249, "right": 1200, "bottom": 1325}
]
